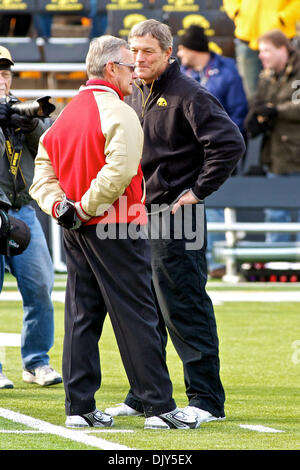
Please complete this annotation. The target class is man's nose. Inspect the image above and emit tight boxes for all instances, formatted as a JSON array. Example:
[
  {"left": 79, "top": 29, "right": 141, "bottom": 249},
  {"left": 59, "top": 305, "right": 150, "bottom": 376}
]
[{"left": 135, "top": 50, "right": 144, "bottom": 61}]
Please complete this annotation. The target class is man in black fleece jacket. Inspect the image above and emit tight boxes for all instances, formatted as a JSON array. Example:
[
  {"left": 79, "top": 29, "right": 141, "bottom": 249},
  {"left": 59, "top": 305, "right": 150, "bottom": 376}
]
[{"left": 105, "top": 20, "right": 246, "bottom": 423}]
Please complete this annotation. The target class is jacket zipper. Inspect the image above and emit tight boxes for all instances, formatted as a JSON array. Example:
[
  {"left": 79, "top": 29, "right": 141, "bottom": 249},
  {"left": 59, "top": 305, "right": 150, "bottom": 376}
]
[{"left": 135, "top": 80, "right": 155, "bottom": 117}]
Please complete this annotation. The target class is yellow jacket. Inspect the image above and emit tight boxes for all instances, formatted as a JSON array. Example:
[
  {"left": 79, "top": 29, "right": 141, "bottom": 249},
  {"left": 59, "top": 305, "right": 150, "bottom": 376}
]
[{"left": 223, "top": 0, "right": 300, "bottom": 49}]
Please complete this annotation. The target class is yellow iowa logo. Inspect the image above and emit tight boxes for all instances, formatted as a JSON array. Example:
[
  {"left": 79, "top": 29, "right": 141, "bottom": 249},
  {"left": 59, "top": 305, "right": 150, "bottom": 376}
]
[
  {"left": 157, "top": 98, "right": 167, "bottom": 107},
  {"left": 182, "top": 14, "right": 210, "bottom": 30},
  {"left": 123, "top": 13, "right": 146, "bottom": 29}
]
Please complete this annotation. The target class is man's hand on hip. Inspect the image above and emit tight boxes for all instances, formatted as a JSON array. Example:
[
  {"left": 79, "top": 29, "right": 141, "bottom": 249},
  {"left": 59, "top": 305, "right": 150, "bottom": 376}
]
[{"left": 171, "top": 190, "right": 200, "bottom": 214}]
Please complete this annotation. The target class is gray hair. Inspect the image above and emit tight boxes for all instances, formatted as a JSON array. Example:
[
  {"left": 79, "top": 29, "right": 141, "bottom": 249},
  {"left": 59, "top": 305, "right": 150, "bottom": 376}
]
[
  {"left": 128, "top": 19, "right": 173, "bottom": 51},
  {"left": 86, "top": 35, "right": 130, "bottom": 78}
]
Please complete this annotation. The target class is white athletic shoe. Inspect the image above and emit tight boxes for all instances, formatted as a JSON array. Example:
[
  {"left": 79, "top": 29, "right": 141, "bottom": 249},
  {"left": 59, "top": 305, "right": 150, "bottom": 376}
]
[
  {"left": 104, "top": 403, "right": 143, "bottom": 417},
  {"left": 144, "top": 407, "right": 199, "bottom": 430},
  {"left": 22, "top": 365, "right": 62, "bottom": 386},
  {"left": 0, "top": 372, "right": 14, "bottom": 389},
  {"left": 183, "top": 406, "right": 226, "bottom": 423},
  {"left": 66, "top": 409, "right": 114, "bottom": 428}
]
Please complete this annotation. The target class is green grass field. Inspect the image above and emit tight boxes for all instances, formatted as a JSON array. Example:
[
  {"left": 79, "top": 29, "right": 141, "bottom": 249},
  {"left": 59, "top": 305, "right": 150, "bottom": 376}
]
[{"left": 0, "top": 274, "right": 299, "bottom": 451}]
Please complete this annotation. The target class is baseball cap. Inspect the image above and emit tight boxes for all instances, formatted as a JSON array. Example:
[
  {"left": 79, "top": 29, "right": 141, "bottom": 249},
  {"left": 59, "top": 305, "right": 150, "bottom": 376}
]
[{"left": 0, "top": 45, "right": 14, "bottom": 66}]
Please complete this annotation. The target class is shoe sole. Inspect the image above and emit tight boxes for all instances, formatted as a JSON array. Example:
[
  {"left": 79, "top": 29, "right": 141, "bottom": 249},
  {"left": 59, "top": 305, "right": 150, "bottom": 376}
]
[
  {"left": 144, "top": 418, "right": 199, "bottom": 430},
  {"left": 23, "top": 375, "right": 62, "bottom": 386},
  {"left": 0, "top": 384, "right": 14, "bottom": 389},
  {"left": 66, "top": 424, "right": 88, "bottom": 428},
  {"left": 202, "top": 416, "right": 226, "bottom": 423},
  {"left": 144, "top": 424, "right": 170, "bottom": 430},
  {"left": 66, "top": 417, "right": 114, "bottom": 428},
  {"left": 144, "top": 423, "right": 198, "bottom": 430},
  {"left": 66, "top": 422, "right": 113, "bottom": 428},
  {"left": 105, "top": 410, "right": 143, "bottom": 417}
]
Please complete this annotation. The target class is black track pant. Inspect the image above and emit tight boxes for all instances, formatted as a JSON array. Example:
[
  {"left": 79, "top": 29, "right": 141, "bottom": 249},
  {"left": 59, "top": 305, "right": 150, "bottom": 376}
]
[
  {"left": 62, "top": 224, "right": 176, "bottom": 417},
  {"left": 124, "top": 204, "right": 225, "bottom": 417}
]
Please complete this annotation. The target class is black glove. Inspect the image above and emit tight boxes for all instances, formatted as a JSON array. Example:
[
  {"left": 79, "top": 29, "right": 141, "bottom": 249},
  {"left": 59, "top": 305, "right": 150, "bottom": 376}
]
[
  {"left": 244, "top": 103, "right": 277, "bottom": 138},
  {"left": 0, "top": 103, "right": 10, "bottom": 127},
  {"left": 253, "top": 104, "right": 277, "bottom": 119},
  {"left": 244, "top": 112, "right": 268, "bottom": 137},
  {"left": 8, "top": 113, "right": 39, "bottom": 133},
  {"left": 57, "top": 197, "right": 82, "bottom": 230}
]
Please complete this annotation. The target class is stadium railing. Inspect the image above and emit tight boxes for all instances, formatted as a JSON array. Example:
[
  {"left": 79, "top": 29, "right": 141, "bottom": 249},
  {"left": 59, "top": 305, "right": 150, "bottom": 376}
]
[{"left": 205, "top": 176, "right": 300, "bottom": 282}]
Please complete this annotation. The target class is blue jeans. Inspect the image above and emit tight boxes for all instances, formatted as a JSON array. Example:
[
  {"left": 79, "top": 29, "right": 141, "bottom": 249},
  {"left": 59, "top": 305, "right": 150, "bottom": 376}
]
[
  {"left": 2, "top": 205, "right": 55, "bottom": 371},
  {"left": 89, "top": 0, "right": 107, "bottom": 38},
  {"left": 33, "top": 15, "right": 52, "bottom": 38},
  {"left": 234, "top": 39, "right": 262, "bottom": 99},
  {"left": 0, "top": 244, "right": 4, "bottom": 373},
  {"left": 206, "top": 208, "right": 225, "bottom": 271},
  {"left": 265, "top": 173, "right": 300, "bottom": 243}
]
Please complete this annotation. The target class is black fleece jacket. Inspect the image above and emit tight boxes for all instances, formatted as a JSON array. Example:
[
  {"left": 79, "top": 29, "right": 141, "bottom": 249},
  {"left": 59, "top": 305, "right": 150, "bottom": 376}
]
[{"left": 126, "top": 59, "right": 246, "bottom": 207}]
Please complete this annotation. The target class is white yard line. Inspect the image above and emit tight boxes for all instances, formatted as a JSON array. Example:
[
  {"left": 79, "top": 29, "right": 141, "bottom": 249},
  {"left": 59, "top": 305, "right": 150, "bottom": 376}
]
[
  {"left": 0, "top": 429, "right": 134, "bottom": 434},
  {"left": 0, "top": 292, "right": 66, "bottom": 303},
  {"left": 2, "top": 290, "right": 300, "bottom": 303},
  {"left": 240, "top": 424, "right": 284, "bottom": 433},
  {"left": 210, "top": 291, "right": 300, "bottom": 302},
  {"left": 0, "top": 430, "right": 48, "bottom": 434},
  {"left": 0, "top": 333, "right": 21, "bottom": 347},
  {"left": 0, "top": 408, "right": 134, "bottom": 450}
]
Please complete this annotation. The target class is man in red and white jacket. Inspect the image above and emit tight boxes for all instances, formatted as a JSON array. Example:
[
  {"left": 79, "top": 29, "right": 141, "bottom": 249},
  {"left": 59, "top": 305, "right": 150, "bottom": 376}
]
[{"left": 30, "top": 36, "right": 199, "bottom": 431}]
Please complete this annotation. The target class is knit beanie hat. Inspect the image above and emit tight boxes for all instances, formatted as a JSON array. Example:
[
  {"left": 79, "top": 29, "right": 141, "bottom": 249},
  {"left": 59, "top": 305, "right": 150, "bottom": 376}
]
[{"left": 179, "top": 25, "right": 209, "bottom": 52}]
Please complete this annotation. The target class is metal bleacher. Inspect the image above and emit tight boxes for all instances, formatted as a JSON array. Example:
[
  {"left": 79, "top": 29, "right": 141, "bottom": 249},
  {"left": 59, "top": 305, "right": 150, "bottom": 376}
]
[{"left": 1, "top": 0, "right": 234, "bottom": 106}]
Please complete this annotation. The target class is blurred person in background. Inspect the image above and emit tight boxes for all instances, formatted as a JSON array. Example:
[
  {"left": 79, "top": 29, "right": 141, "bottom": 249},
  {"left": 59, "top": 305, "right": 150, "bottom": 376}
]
[
  {"left": 223, "top": 0, "right": 300, "bottom": 99},
  {"left": 245, "top": 29, "right": 300, "bottom": 242}
]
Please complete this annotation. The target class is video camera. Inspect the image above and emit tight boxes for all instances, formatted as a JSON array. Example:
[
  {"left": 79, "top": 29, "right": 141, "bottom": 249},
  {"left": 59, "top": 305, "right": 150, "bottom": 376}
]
[{"left": 0, "top": 187, "right": 31, "bottom": 256}]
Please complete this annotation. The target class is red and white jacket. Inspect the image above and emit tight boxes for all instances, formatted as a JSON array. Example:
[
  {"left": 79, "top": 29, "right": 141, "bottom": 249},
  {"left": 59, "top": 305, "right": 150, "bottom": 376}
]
[{"left": 30, "top": 79, "right": 147, "bottom": 225}]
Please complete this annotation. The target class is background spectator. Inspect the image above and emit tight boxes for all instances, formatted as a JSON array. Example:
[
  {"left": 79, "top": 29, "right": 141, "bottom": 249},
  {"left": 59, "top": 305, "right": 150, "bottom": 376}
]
[
  {"left": 223, "top": 0, "right": 300, "bottom": 98},
  {"left": 245, "top": 29, "right": 300, "bottom": 242}
]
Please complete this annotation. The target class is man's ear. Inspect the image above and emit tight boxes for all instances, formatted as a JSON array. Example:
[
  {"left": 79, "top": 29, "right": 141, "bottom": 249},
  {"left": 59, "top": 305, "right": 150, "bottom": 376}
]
[
  {"left": 165, "top": 46, "right": 173, "bottom": 61},
  {"left": 104, "top": 61, "right": 115, "bottom": 79}
]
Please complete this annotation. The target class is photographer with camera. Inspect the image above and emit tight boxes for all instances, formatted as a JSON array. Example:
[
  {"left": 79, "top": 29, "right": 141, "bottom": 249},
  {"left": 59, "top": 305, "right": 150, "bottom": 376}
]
[{"left": 0, "top": 46, "right": 61, "bottom": 390}]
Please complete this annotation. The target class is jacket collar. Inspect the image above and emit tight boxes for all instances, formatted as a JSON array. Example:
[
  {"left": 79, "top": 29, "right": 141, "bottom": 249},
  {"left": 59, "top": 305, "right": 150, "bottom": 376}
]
[
  {"left": 79, "top": 79, "right": 124, "bottom": 100},
  {"left": 135, "top": 58, "right": 181, "bottom": 91}
]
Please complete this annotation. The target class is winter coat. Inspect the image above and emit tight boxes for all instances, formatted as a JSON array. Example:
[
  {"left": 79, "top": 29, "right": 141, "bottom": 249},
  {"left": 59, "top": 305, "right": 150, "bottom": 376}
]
[
  {"left": 181, "top": 52, "right": 248, "bottom": 134},
  {"left": 30, "top": 80, "right": 147, "bottom": 226},
  {"left": 126, "top": 59, "right": 246, "bottom": 206},
  {"left": 247, "top": 48, "right": 300, "bottom": 173}
]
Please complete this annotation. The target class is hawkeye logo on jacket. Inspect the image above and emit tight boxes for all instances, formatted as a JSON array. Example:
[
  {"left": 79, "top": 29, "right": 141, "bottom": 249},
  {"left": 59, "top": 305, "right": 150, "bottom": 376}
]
[{"left": 157, "top": 97, "right": 167, "bottom": 107}]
